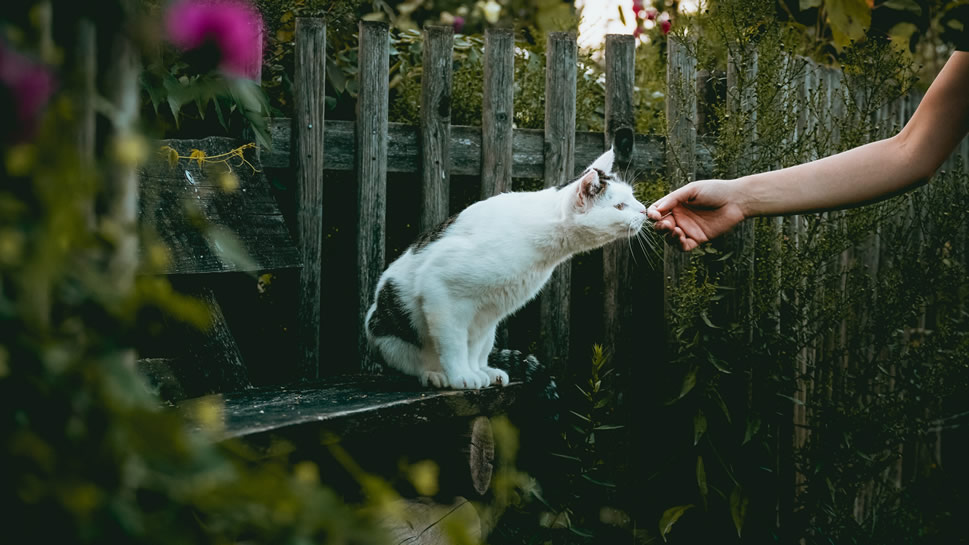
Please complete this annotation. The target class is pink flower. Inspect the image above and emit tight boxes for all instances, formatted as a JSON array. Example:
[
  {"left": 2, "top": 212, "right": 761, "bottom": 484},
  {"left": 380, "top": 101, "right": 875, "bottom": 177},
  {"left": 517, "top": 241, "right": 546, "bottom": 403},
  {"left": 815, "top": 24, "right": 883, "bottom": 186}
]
[
  {"left": 632, "top": 0, "right": 644, "bottom": 11},
  {"left": 645, "top": 7, "right": 658, "bottom": 21},
  {"left": 658, "top": 12, "right": 672, "bottom": 34},
  {"left": 633, "top": 26, "right": 642, "bottom": 38},
  {"left": 453, "top": 16, "right": 465, "bottom": 33},
  {"left": 0, "top": 43, "right": 55, "bottom": 143},
  {"left": 164, "top": 0, "right": 263, "bottom": 79}
]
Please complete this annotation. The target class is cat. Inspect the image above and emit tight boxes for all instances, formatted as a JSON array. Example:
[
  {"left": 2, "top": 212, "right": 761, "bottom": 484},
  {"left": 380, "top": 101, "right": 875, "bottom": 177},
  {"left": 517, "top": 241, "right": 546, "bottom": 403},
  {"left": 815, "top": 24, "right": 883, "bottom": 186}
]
[{"left": 364, "top": 148, "right": 648, "bottom": 389}]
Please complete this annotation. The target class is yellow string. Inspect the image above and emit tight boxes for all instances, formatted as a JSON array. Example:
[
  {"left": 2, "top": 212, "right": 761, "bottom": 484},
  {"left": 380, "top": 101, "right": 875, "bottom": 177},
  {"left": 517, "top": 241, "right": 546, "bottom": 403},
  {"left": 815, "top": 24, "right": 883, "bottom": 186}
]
[{"left": 158, "top": 142, "right": 260, "bottom": 174}]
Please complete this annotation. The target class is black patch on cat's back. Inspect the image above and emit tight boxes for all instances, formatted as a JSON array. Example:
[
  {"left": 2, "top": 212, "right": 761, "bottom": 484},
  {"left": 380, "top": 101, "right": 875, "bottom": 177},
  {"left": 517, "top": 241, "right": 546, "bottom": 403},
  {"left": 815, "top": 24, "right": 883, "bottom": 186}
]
[
  {"left": 368, "top": 280, "right": 421, "bottom": 346},
  {"left": 413, "top": 214, "right": 458, "bottom": 252}
]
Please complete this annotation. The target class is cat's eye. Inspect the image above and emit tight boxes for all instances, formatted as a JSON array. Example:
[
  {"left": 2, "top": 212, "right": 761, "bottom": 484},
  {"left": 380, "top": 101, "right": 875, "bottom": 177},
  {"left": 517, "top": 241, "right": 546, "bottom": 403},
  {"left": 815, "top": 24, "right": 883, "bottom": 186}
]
[{"left": 615, "top": 203, "right": 626, "bottom": 211}]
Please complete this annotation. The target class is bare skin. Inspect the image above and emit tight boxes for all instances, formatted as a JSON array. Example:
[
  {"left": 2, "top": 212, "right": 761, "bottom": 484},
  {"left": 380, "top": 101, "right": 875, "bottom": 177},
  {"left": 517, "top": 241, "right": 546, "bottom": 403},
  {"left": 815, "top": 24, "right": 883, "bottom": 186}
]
[{"left": 648, "top": 51, "right": 969, "bottom": 252}]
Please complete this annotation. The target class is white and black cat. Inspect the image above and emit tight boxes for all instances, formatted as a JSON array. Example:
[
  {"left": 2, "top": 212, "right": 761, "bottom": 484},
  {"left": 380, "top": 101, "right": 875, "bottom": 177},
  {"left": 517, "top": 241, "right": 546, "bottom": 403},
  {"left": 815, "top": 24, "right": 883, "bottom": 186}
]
[{"left": 365, "top": 148, "right": 648, "bottom": 389}]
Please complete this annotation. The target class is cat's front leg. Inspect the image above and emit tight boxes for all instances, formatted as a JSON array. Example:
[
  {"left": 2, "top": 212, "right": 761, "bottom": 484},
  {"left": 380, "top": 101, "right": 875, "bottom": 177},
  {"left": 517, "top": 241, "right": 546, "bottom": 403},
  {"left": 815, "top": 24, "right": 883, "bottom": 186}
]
[
  {"left": 426, "top": 300, "right": 488, "bottom": 389},
  {"left": 471, "top": 323, "right": 510, "bottom": 387}
]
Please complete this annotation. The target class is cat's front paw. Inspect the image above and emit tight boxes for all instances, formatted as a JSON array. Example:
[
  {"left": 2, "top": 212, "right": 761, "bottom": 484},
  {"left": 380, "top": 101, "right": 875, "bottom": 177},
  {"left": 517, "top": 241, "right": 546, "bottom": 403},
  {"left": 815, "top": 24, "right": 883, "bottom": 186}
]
[
  {"left": 420, "top": 371, "right": 450, "bottom": 389},
  {"left": 445, "top": 369, "right": 489, "bottom": 390},
  {"left": 481, "top": 366, "right": 510, "bottom": 387}
]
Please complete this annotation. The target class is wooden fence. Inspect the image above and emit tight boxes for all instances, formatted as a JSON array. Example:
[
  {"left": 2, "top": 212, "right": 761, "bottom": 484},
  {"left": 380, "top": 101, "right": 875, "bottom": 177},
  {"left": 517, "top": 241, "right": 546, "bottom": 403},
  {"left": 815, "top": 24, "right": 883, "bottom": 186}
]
[{"left": 270, "top": 17, "right": 966, "bottom": 533}]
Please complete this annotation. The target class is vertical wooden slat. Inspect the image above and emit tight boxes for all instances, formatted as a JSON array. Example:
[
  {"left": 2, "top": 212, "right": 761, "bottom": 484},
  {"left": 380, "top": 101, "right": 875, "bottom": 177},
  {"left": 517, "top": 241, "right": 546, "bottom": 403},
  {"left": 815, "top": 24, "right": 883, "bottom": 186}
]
[
  {"left": 75, "top": 19, "right": 96, "bottom": 228},
  {"left": 481, "top": 27, "right": 515, "bottom": 351},
  {"left": 105, "top": 34, "right": 140, "bottom": 295},
  {"left": 293, "top": 18, "right": 326, "bottom": 379},
  {"left": 723, "top": 47, "right": 757, "bottom": 335},
  {"left": 419, "top": 25, "right": 454, "bottom": 232},
  {"left": 662, "top": 36, "right": 697, "bottom": 316},
  {"left": 356, "top": 21, "right": 390, "bottom": 372},
  {"left": 602, "top": 34, "right": 636, "bottom": 360},
  {"left": 481, "top": 27, "right": 515, "bottom": 200},
  {"left": 540, "top": 31, "right": 577, "bottom": 374}
]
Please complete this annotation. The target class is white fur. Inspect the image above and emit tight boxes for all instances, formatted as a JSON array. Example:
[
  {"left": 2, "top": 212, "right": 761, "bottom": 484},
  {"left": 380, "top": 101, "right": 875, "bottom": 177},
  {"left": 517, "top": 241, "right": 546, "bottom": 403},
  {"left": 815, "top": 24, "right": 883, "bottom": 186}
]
[{"left": 365, "top": 148, "right": 647, "bottom": 389}]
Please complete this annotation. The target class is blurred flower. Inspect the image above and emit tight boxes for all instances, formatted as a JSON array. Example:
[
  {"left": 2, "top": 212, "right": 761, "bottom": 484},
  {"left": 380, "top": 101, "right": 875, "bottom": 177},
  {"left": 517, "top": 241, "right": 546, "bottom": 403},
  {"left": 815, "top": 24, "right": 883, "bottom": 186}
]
[
  {"left": 632, "top": 0, "right": 645, "bottom": 11},
  {"left": 659, "top": 12, "right": 672, "bottom": 34},
  {"left": 633, "top": 26, "right": 642, "bottom": 38},
  {"left": 164, "top": 0, "right": 263, "bottom": 79},
  {"left": 646, "top": 7, "right": 659, "bottom": 20},
  {"left": 0, "top": 42, "right": 55, "bottom": 144},
  {"left": 453, "top": 16, "right": 466, "bottom": 33},
  {"left": 481, "top": 0, "right": 502, "bottom": 24}
]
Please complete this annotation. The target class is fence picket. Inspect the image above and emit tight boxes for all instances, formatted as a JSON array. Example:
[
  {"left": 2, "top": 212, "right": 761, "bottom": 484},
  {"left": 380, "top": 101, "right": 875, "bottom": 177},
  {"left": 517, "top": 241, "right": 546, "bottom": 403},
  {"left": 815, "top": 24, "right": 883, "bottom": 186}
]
[
  {"left": 602, "top": 34, "right": 636, "bottom": 361},
  {"left": 540, "top": 31, "right": 577, "bottom": 374},
  {"left": 481, "top": 27, "right": 515, "bottom": 199},
  {"left": 294, "top": 18, "right": 326, "bottom": 378},
  {"left": 420, "top": 25, "right": 454, "bottom": 232},
  {"left": 662, "top": 36, "right": 697, "bottom": 316},
  {"left": 356, "top": 21, "right": 390, "bottom": 372}
]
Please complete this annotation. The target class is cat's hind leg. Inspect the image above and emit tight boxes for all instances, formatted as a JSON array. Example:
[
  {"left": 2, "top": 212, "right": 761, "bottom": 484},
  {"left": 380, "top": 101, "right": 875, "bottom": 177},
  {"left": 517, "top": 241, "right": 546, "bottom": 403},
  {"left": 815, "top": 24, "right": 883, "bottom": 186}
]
[
  {"left": 470, "top": 322, "right": 510, "bottom": 387},
  {"left": 372, "top": 336, "right": 449, "bottom": 388}
]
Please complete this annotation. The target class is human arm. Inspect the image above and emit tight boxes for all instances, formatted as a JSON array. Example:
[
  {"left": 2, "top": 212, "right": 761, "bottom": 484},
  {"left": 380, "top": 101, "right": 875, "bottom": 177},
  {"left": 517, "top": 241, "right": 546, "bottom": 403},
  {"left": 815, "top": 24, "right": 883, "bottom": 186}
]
[{"left": 648, "top": 51, "right": 969, "bottom": 252}]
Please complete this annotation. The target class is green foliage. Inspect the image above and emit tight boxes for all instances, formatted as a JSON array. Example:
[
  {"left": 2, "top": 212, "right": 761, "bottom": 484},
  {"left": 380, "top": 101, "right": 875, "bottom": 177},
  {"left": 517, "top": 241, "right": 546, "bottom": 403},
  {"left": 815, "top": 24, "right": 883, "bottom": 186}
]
[{"left": 649, "top": 1, "right": 969, "bottom": 542}]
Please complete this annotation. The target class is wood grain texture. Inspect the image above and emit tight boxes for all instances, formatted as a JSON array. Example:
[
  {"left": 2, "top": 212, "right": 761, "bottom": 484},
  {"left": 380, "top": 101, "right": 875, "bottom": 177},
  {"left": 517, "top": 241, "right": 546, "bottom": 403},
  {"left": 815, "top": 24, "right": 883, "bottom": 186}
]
[
  {"left": 663, "top": 36, "right": 697, "bottom": 316},
  {"left": 262, "top": 119, "right": 669, "bottom": 177},
  {"left": 293, "top": 18, "right": 326, "bottom": 379},
  {"left": 356, "top": 21, "right": 390, "bottom": 372},
  {"left": 177, "top": 374, "right": 522, "bottom": 440},
  {"left": 138, "top": 137, "right": 300, "bottom": 274},
  {"left": 481, "top": 27, "right": 515, "bottom": 199},
  {"left": 602, "top": 34, "right": 636, "bottom": 360},
  {"left": 419, "top": 25, "right": 454, "bottom": 232},
  {"left": 540, "top": 32, "right": 577, "bottom": 373}
]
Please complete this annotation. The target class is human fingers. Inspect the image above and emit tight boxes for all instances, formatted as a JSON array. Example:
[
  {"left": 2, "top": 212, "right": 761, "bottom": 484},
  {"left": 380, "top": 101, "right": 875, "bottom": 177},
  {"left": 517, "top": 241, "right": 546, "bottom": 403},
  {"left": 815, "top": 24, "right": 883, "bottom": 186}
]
[{"left": 647, "top": 184, "right": 695, "bottom": 220}]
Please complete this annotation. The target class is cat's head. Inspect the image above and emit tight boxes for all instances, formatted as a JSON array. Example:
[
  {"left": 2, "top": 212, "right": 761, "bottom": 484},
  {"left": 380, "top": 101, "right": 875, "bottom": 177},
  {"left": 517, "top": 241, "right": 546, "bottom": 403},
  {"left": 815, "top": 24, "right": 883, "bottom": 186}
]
[{"left": 562, "top": 148, "right": 648, "bottom": 245}]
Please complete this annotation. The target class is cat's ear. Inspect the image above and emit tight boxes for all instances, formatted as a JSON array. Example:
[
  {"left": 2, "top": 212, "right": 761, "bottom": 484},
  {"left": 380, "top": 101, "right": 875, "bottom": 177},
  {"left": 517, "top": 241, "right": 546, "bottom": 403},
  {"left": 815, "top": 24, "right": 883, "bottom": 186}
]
[
  {"left": 588, "top": 147, "right": 615, "bottom": 174},
  {"left": 576, "top": 168, "right": 606, "bottom": 208}
]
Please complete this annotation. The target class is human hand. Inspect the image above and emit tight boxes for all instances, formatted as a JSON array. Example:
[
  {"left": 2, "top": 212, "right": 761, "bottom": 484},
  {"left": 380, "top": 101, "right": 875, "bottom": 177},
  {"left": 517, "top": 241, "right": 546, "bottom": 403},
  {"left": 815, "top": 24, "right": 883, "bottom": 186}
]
[{"left": 646, "top": 179, "right": 748, "bottom": 251}]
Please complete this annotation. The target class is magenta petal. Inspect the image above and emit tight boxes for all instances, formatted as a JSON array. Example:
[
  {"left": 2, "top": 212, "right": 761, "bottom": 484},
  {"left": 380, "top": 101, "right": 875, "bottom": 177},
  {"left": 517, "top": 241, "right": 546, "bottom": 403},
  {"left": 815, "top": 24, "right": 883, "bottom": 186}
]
[{"left": 165, "top": 0, "right": 263, "bottom": 79}]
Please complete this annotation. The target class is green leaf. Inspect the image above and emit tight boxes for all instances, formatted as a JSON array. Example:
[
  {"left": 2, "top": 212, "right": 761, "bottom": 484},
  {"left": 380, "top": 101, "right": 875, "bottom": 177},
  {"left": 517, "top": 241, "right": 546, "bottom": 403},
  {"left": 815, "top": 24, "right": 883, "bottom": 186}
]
[
  {"left": 882, "top": 0, "right": 920, "bottom": 15},
  {"left": 593, "top": 424, "right": 624, "bottom": 431},
  {"left": 696, "top": 456, "right": 708, "bottom": 509},
  {"left": 569, "top": 410, "right": 592, "bottom": 423},
  {"left": 713, "top": 389, "right": 732, "bottom": 424},
  {"left": 693, "top": 410, "right": 707, "bottom": 446},
  {"left": 799, "top": 0, "right": 822, "bottom": 9},
  {"left": 826, "top": 0, "right": 872, "bottom": 50},
  {"left": 580, "top": 473, "right": 616, "bottom": 488},
  {"left": 700, "top": 311, "right": 720, "bottom": 329},
  {"left": 548, "top": 452, "right": 582, "bottom": 462},
  {"left": 730, "top": 486, "right": 749, "bottom": 538},
  {"left": 659, "top": 504, "right": 694, "bottom": 542},
  {"left": 665, "top": 367, "right": 697, "bottom": 405},
  {"left": 743, "top": 415, "right": 761, "bottom": 445}
]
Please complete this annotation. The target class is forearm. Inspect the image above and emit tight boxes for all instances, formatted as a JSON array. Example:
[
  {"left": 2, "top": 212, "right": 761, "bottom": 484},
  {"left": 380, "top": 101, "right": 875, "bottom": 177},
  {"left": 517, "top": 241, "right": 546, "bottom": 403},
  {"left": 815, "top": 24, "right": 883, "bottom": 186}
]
[
  {"left": 736, "top": 51, "right": 969, "bottom": 219},
  {"left": 737, "top": 134, "right": 926, "bottom": 218}
]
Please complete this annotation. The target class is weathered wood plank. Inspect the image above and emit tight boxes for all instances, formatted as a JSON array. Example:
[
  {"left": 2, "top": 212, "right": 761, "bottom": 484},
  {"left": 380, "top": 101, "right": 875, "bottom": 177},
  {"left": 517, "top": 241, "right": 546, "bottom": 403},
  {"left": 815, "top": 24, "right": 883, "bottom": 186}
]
[
  {"left": 663, "top": 35, "right": 697, "bottom": 315},
  {"left": 602, "top": 34, "right": 636, "bottom": 360},
  {"left": 139, "top": 137, "right": 300, "bottom": 274},
  {"left": 262, "top": 119, "right": 668, "bottom": 177},
  {"left": 540, "top": 32, "right": 577, "bottom": 373},
  {"left": 177, "top": 374, "right": 523, "bottom": 440},
  {"left": 481, "top": 27, "right": 515, "bottom": 198},
  {"left": 482, "top": 27, "right": 515, "bottom": 349},
  {"left": 293, "top": 17, "right": 326, "bottom": 379},
  {"left": 356, "top": 21, "right": 390, "bottom": 372},
  {"left": 420, "top": 25, "right": 454, "bottom": 232}
]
